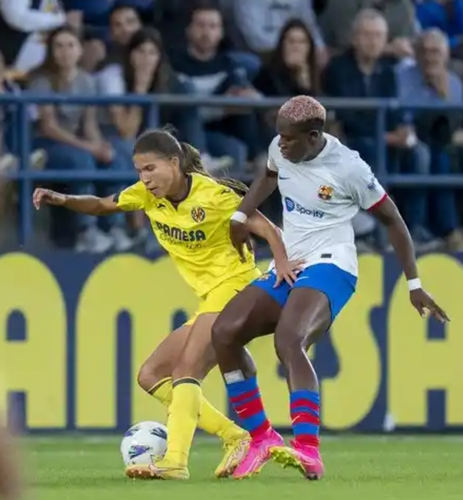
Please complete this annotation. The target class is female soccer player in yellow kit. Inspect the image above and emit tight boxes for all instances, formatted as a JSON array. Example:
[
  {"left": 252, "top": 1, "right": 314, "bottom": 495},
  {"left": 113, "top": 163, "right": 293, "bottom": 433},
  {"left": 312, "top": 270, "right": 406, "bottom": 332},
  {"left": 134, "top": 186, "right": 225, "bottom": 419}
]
[{"left": 33, "top": 129, "right": 298, "bottom": 480}]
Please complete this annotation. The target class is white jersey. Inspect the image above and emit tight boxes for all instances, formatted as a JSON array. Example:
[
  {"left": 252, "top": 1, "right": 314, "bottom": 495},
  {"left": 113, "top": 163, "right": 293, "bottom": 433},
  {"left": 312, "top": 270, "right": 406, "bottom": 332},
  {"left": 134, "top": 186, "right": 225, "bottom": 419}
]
[{"left": 268, "top": 133, "right": 386, "bottom": 277}]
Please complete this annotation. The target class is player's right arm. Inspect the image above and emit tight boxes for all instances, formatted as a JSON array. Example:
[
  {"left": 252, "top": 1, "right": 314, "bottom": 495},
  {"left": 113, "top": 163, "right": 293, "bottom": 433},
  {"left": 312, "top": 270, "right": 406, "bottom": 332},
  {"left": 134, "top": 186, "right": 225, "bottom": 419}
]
[
  {"left": 33, "top": 183, "right": 147, "bottom": 215},
  {"left": 236, "top": 152, "right": 278, "bottom": 217},
  {"left": 230, "top": 139, "right": 279, "bottom": 255},
  {"left": 33, "top": 188, "right": 120, "bottom": 215}
]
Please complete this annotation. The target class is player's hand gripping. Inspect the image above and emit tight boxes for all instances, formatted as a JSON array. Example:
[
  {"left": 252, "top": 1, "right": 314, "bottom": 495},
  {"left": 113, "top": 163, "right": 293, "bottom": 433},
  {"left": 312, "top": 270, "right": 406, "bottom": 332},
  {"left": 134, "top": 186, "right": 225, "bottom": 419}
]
[
  {"left": 274, "top": 258, "right": 305, "bottom": 287},
  {"left": 230, "top": 220, "right": 253, "bottom": 262},
  {"left": 409, "top": 288, "right": 450, "bottom": 323},
  {"left": 33, "top": 188, "right": 66, "bottom": 210}
]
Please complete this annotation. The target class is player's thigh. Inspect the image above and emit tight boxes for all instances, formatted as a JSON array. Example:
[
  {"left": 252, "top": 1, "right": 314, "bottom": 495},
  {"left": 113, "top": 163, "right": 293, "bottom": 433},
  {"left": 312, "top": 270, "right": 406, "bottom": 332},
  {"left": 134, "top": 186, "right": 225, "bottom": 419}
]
[
  {"left": 137, "top": 325, "right": 192, "bottom": 389},
  {"left": 274, "top": 288, "right": 331, "bottom": 358},
  {"left": 274, "top": 263, "right": 357, "bottom": 353},
  {"left": 172, "top": 313, "right": 219, "bottom": 380},
  {"left": 212, "top": 275, "right": 286, "bottom": 350}
]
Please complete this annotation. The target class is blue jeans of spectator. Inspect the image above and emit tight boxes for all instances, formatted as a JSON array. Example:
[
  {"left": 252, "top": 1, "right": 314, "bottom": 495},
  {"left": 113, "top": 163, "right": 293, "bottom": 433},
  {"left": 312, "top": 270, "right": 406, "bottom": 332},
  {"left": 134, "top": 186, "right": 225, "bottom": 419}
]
[
  {"left": 206, "top": 114, "right": 264, "bottom": 170},
  {"left": 174, "top": 80, "right": 261, "bottom": 169},
  {"left": 427, "top": 145, "right": 459, "bottom": 236},
  {"left": 347, "top": 136, "right": 432, "bottom": 233},
  {"left": 170, "top": 104, "right": 209, "bottom": 153},
  {"left": 34, "top": 137, "right": 129, "bottom": 230},
  {"left": 175, "top": 108, "right": 252, "bottom": 172}
]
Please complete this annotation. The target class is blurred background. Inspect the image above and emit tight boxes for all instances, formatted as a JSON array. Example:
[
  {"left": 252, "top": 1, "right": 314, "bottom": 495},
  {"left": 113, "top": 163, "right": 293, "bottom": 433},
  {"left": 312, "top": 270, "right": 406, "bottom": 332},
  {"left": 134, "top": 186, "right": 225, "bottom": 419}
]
[{"left": 0, "top": 0, "right": 462, "bottom": 438}]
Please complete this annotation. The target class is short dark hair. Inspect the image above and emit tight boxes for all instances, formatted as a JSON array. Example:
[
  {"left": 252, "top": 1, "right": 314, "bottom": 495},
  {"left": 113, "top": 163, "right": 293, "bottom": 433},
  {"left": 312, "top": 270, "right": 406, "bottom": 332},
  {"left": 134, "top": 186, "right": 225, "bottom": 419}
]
[
  {"left": 109, "top": 3, "right": 140, "bottom": 23},
  {"left": 187, "top": 0, "right": 222, "bottom": 25}
]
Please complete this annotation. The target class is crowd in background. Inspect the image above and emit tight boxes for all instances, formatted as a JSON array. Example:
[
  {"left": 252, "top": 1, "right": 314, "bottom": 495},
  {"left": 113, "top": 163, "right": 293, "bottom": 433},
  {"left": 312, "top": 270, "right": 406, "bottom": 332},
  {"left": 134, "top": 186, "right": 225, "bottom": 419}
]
[{"left": 1, "top": 0, "right": 463, "bottom": 253}]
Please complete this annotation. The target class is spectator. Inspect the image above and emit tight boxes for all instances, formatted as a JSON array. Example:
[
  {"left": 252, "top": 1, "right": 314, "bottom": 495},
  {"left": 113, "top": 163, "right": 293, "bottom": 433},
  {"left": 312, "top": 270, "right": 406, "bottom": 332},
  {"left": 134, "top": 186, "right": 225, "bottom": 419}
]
[
  {"left": 416, "top": 0, "right": 463, "bottom": 58},
  {"left": 253, "top": 19, "right": 320, "bottom": 146},
  {"left": 224, "top": 0, "right": 328, "bottom": 66},
  {"left": 323, "top": 9, "right": 438, "bottom": 250},
  {"left": 254, "top": 19, "right": 319, "bottom": 97},
  {"left": 28, "top": 26, "right": 133, "bottom": 253},
  {"left": 154, "top": 0, "right": 261, "bottom": 80},
  {"left": 0, "top": 50, "right": 46, "bottom": 173},
  {"left": 89, "top": 5, "right": 143, "bottom": 98},
  {"left": 98, "top": 28, "right": 168, "bottom": 143},
  {"left": 171, "top": 2, "right": 265, "bottom": 172},
  {"left": 319, "top": 0, "right": 418, "bottom": 60},
  {"left": 0, "top": 52, "right": 19, "bottom": 191},
  {"left": 102, "top": 3, "right": 143, "bottom": 68},
  {"left": 154, "top": 0, "right": 216, "bottom": 55},
  {"left": 0, "top": 0, "right": 70, "bottom": 73},
  {"left": 396, "top": 28, "right": 463, "bottom": 251},
  {"left": 59, "top": 0, "right": 114, "bottom": 73},
  {"left": 97, "top": 28, "right": 226, "bottom": 171}
]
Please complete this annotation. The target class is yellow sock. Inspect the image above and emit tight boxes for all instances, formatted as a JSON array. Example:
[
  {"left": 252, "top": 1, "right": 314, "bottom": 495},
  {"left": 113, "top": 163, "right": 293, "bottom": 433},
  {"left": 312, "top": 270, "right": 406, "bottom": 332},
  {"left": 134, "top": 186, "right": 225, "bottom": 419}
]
[
  {"left": 150, "top": 377, "right": 242, "bottom": 441},
  {"left": 165, "top": 378, "right": 202, "bottom": 466}
]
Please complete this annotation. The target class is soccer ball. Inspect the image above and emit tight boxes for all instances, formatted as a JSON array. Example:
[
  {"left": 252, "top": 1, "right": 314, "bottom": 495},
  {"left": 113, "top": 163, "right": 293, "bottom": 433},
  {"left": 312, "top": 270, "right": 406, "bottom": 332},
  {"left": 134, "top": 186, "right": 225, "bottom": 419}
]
[{"left": 121, "top": 421, "right": 168, "bottom": 466}]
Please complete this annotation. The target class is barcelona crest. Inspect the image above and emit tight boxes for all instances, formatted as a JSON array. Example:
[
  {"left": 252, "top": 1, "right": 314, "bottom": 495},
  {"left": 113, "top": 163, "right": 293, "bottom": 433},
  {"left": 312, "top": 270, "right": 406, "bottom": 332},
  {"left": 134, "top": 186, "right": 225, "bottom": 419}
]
[
  {"left": 318, "top": 185, "right": 334, "bottom": 201},
  {"left": 191, "top": 207, "right": 206, "bottom": 223}
]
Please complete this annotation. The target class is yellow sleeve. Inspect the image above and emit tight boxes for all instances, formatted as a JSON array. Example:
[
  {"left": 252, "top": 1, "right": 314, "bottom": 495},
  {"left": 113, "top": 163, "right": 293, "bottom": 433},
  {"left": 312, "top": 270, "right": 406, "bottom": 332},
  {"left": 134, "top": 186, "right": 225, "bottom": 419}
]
[
  {"left": 114, "top": 182, "right": 147, "bottom": 212},
  {"left": 216, "top": 186, "right": 242, "bottom": 218}
]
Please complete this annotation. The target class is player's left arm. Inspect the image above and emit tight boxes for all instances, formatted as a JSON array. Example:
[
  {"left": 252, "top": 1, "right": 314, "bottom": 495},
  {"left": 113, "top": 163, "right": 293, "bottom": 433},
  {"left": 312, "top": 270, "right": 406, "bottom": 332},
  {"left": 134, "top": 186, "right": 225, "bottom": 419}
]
[
  {"left": 246, "top": 211, "right": 304, "bottom": 286},
  {"left": 350, "top": 161, "right": 449, "bottom": 323}
]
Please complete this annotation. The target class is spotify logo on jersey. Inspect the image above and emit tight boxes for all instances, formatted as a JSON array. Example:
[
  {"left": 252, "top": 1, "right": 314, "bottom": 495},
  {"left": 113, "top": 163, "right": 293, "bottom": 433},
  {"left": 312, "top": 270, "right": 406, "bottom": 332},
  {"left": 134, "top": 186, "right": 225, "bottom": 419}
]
[
  {"left": 284, "top": 197, "right": 295, "bottom": 212},
  {"left": 284, "top": 197, "right": 325, "bottom": 219}
]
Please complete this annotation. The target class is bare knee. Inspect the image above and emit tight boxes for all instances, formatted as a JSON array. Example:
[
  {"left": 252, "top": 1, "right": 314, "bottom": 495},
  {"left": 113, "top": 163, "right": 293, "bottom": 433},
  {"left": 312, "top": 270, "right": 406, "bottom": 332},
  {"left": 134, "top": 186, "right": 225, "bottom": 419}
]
[
  {"left": 137, "top": 358, "right": 171, "bottom": 393},
  {"left": 274, "top": 321, "right": 320, "bottom": 366},
  {"left": 274, "top": 330, "right": 306, "bottom": 367},
  {"left": 211, "top": 316, "right": 246, "bottom": 352}
]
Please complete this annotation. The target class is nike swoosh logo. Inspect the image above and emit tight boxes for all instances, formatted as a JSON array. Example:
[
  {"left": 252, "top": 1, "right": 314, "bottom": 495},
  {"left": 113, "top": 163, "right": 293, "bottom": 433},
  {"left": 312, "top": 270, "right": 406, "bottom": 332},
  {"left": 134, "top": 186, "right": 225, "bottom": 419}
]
[{"left": 278, "top": 176, "right": 290, "bottom": 180}]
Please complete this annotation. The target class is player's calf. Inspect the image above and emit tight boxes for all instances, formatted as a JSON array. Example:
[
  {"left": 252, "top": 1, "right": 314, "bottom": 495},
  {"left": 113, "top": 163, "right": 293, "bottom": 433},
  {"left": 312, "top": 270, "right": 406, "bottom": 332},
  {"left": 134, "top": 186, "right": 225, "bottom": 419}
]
[{"left": 270, "top": 288, "right": 328, "bottom": 478}]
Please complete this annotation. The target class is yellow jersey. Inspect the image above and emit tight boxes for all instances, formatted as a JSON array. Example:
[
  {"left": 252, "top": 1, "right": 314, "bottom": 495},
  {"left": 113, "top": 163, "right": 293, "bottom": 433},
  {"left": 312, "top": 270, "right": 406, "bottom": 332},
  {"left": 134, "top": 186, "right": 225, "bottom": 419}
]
[{"left": 116, "top": 173, "right": 257, "bottom": 297}]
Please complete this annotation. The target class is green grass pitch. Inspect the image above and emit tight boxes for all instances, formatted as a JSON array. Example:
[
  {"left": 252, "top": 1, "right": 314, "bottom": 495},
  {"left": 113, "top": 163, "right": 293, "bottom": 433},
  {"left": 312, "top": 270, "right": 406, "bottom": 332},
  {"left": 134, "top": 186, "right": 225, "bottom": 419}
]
[{"left": 28, "top": 435, "right": 463, "bottom": 500}]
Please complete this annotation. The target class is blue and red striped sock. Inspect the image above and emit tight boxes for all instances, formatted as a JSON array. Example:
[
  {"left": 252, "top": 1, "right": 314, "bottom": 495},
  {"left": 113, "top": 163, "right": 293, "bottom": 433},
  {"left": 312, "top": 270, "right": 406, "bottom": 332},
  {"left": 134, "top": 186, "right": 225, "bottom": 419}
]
[
  {"left": 290, "top": 389, "right": 320, "bottom": 447},
  {"left": 225, "top": 376, "right": 271, "bottom": 438}
]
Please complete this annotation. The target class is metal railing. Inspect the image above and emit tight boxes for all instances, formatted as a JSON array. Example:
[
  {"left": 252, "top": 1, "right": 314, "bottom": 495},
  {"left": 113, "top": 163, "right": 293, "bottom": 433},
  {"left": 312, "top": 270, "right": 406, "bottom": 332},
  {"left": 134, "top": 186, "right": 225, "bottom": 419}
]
[{"left": 1, "top": 93, "right": 463, "bottom": 245}]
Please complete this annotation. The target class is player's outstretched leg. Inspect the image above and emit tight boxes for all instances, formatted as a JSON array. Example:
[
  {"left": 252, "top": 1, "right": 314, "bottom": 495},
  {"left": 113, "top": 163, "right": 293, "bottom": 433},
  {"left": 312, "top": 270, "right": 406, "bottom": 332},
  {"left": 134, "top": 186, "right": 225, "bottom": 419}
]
[
  {"left": 270, "top": 265, "right": 356, "bottom": 480},
  {"left": 212, "top": 284, "right": 284, "bottom": 479},
  {"left": 148, "top": 314, "right": 250, "bottom": 480},
  {"left": 147, "top": 377, "right": 249, "bottom": 478},
  {"left": 127, "top": 322, "right": 248, "bottom": 479}
]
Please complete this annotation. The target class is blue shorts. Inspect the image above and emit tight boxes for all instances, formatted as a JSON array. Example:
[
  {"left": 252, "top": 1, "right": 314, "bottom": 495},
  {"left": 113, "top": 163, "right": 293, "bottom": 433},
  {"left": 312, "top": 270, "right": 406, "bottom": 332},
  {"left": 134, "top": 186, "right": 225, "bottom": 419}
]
[{"left": 251, "top": 263, "right": 357, "bottom": 322}]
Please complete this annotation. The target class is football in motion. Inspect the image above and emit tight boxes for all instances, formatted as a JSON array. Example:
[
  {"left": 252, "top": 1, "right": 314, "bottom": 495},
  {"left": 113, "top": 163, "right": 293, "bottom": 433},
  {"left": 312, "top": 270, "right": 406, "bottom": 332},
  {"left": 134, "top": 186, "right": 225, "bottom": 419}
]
[{"left": 121, "top": 421, "right": 168, "bottom": 467}]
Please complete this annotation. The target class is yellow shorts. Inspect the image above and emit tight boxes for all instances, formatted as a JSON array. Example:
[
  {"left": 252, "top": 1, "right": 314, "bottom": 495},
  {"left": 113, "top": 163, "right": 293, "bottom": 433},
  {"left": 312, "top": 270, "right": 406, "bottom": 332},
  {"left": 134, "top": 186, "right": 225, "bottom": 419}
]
[{"left": 186, "top": 268, "right": 261, "bottom": 325}]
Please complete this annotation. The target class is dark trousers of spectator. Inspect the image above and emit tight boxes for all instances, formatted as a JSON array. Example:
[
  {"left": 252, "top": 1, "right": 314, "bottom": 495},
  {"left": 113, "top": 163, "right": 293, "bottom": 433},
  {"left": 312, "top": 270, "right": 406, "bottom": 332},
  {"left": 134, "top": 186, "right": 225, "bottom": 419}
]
[
  {"left": 206, "top": 114, "right": 264, "bottom": 165},
  {"left": 427, "top": 145, "right": 460, "bottom": 236},
  {"left": 347, "top": 137, "right": 459, "bottom": 237},
  {"left": 33, "top": 137, "right": 131, "bottom": 231}
]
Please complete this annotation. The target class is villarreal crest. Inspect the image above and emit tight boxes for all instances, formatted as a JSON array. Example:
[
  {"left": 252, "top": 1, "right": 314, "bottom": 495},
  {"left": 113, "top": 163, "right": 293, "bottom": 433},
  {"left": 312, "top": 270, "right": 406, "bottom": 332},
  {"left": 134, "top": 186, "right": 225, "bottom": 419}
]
[{"left": 191, "top": 207, "right": 206, "bottom": 223}]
